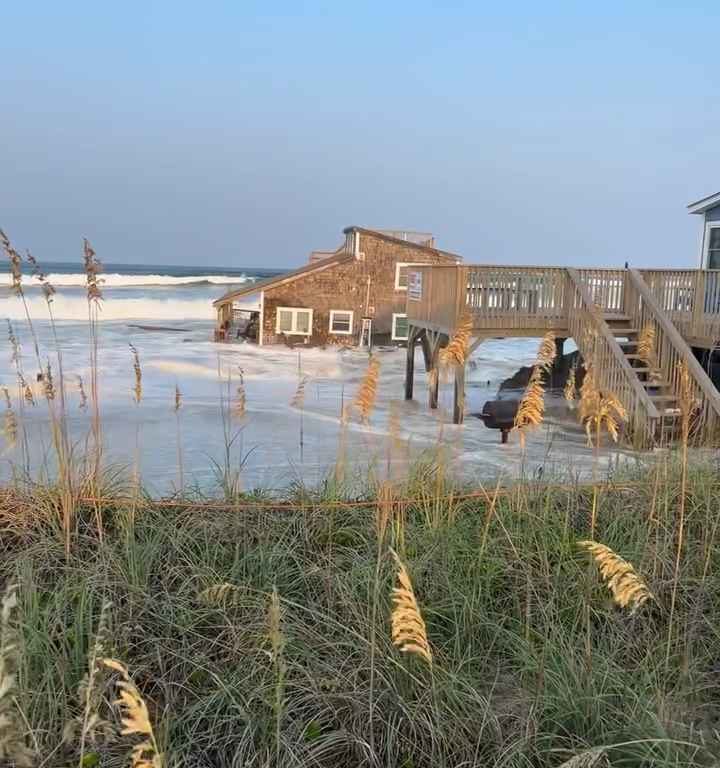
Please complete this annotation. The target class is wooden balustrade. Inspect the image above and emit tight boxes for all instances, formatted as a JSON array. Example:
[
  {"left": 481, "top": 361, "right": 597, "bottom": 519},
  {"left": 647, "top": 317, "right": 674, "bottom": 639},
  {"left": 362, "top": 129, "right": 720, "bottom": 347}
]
[
  {"left": 627, "top": 270, "right": 720, "bottom": 442},
  {"left": 566, "top": 269, "right": 660, "bottom": 446}
]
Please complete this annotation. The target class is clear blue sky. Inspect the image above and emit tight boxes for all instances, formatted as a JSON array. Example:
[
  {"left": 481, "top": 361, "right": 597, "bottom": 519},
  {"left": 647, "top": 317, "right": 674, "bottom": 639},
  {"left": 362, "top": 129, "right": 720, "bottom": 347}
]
[{"left": 1, "top": 1, "right": 718, "bottom": 268}]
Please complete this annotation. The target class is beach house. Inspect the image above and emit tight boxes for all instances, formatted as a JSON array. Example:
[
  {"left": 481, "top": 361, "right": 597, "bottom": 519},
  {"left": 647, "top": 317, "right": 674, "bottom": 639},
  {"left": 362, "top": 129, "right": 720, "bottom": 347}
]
[
  {"left": 688, "top": 191, "right": 720, "bottom": 268},
  {"left": 213, "top": 227, "right": 460, "bottom": 346}
]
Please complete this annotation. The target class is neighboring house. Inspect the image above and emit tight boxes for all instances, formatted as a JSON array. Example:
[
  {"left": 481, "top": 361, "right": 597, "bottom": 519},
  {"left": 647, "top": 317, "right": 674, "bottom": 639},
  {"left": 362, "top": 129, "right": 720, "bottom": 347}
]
[
  {"left": 688, "top": 191, "right": 720, "bottom": 268},
  {"left": 213, "top": 227, "right": 461, "bottom": 346}
]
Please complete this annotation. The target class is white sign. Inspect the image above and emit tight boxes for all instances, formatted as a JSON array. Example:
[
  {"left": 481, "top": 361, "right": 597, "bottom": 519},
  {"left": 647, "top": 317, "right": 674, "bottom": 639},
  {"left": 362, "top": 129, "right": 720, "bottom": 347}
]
[{"left": 408, "top": 271, "right": 423, "bottom": 301}]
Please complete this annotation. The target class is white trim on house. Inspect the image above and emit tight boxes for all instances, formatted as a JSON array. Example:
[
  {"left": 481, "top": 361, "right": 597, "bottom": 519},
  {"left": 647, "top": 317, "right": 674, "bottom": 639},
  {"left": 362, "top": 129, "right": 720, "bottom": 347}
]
[
  {"left": 329, "top": 309, "right": 354, "bottom": 335},
  {"left": 688, "top": 192, "right": 720, "bottom": 215},
  {"left": 276, "top": 307, "right": 313, "bottom": 336},
  {"left": 392, "top": 313, "right": 409, "bottom": 341},
  {"left": 703, "top": 222, "right": 720, "bottom": 269},
  {"left": 394, "top": 262, "right": 423, "bottom": 291}
]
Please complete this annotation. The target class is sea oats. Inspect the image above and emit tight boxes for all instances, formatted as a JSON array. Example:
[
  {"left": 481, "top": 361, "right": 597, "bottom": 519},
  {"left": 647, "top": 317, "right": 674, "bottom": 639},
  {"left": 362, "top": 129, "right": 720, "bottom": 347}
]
[
  {"left": 0, "top": 228, "right": 24, "bottom": 297},
  {"left": 440, "top": 314, "right": 473, "bottom": 368},
  {"left": 390, "top": 549, "right": 432, "bottom": 665},
  {"left": 578, "top": 540, "right": 653, "bottom": 611},
  {"left": 290, "top": 375, "right": 309, "bottom": 408},
  {"left": 0, "top": 583, "right": 35, "bottom": 767},
  {"left": 564, "top": 360, "right": 578, "bottom": 404},
  {"left": 637, "top": 325, "right": 656, "bottom": 367},
  {"left": 199, "top": 582, "right": 243, "bottom": 605},
  {"left": 77, "top": 375, "right": 88, "bottom": 410},
  {"left": 83, "top": 239, "right": 103, "bottom": 304},
  {"left": 2, "top": 387, "right": 17, "bottom": 449},
  {"left": 26, "top": 250, "right": 56, "bottom": 303},
  {"left": 234, "top": 368, "right": 246, "bottom": 420},
  {"left": 353, "top": 356, "right": 381, "bottom": 424},
  {"left": 174, "top": 385, "right": 182, "bottom": 412},
  {"left": 130, "top": 344, "right": 142, "bottom": 405},
  {"left": 103, "top": 659, "right": 162, "bottom": 768}
]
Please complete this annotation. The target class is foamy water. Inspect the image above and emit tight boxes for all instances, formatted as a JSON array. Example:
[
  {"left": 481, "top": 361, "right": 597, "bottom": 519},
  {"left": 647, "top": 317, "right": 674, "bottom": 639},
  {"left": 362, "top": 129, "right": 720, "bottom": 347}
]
[{"left": 0, "top": 260, "right": 615, "bottom": 492}]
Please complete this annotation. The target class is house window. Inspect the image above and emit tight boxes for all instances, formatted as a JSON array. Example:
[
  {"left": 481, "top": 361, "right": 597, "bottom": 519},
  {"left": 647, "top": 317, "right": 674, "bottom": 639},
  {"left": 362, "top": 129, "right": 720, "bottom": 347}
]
[
  {"left": 707, "top": 225, "right": 720, "bottom": 270},
  {"left": 329, "top": 310, "right": 353, "bottom": 335},
  {"left": 276, "top": 307, "right": 313, "bottom": 336},
  {"left": 395, "top": 262, "right": 422, "bottom": 291},
  {"left": 392, "top": 313, "right": 409, "bottom": 341}
]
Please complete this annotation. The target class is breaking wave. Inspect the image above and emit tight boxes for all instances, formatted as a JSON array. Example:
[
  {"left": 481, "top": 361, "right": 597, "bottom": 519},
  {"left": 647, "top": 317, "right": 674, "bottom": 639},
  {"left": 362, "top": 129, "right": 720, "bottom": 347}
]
[
  {"left": 0, "top": 273, "right": 254, "bottom": 288},
  {"left": 0, "top": 294, "right": 215, "bottom": 321}
]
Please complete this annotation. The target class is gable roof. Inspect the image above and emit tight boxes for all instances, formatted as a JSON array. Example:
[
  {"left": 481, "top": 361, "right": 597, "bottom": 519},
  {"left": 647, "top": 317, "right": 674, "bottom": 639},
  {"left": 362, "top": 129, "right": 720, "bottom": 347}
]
[
  {"left": 688, "top": 191, "right": 720, "bottom": 215},
  {"left": 213, "top": 249, "right": 353, "bottom": 306},
  {"left": 343, "top": 226, "right": 461, "bottom": 262},
  {"left": 214, "top": 226, "right": 462, "bottom": 306}
]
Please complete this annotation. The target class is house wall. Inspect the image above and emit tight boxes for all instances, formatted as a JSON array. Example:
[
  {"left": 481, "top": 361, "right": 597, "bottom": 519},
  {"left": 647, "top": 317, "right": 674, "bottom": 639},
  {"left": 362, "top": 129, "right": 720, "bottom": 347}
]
[
  {"left": 706, "top": 207, "right": 720, "bottom": 222},
  {"left": 261, "top": 231, "right": 457, "bottom": 346}
]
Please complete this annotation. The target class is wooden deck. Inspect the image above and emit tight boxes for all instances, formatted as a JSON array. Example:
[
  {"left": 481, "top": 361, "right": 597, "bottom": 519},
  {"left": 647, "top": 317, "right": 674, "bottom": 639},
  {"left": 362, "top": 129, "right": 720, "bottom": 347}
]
[{"left": 405, "top": 265, "right": 720, "bottom": 445}]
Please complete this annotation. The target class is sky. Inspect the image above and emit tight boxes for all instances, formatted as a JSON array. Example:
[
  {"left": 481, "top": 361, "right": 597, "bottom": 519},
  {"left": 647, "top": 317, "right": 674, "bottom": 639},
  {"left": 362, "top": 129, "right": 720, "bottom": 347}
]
[{"left": 1, "top": 1, "right": 719, "bottom": 269}]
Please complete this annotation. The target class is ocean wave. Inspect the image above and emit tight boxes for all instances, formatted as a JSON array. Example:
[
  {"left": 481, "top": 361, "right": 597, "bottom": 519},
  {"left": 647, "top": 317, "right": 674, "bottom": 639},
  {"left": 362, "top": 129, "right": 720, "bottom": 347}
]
[
  {"left": 1, "top": 294, "right": 215, "bottom": 321},
  {"left": 0, "top": 273, "right": 254, "bottom": 288}
]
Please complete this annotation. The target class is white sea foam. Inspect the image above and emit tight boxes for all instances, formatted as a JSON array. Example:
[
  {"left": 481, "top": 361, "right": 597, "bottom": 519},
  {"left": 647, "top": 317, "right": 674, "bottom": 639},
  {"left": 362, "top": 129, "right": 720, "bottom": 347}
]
[
  {"left": 0, "top": 273, "right": 254, "bottom": 288},
  {"left": 0, "top": 294, "right": 215, "bottom": 321}
]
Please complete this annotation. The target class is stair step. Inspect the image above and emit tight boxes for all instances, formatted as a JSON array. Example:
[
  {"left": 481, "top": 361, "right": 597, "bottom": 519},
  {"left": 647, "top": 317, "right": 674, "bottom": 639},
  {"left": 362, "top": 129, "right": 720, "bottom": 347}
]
[
  {"left": 610, "top": 328, "right": 639, "bottom": 335},
  {"left": 649, "top": 394, "right": 678, "bottom": 402},
  {"left": 642, "top": 380, "right": 671, "bottom": 388},
  {"left": 604, "top": 314, "right": 631, "bottom": 322}
]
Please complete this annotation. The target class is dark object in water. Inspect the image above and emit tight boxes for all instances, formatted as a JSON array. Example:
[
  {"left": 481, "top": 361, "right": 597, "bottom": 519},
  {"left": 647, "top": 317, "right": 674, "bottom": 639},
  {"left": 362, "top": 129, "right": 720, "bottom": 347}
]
[
  {"left": 128, "top": 324, "right": 190, "bottom": 332},
  {"left": 476, "top": 399, "right": 519, "bottom": 444}
]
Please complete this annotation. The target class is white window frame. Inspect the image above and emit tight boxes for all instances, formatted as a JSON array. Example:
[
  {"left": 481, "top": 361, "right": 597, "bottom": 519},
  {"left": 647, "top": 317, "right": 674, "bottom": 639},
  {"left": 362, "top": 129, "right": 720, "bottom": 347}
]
[
  {"left": 394, "top": 262, "right": 423, "bottom": 291},
  {"left": 275, "top": 306, "right": 313, "bottom": 336},
  {"left": 392, "top": 313, "right": 409, "bottom": 341},
  {"left": 703, "top": 222, "right": 720, "bottom": 269},
  {"left": 328, "top": 309, "right": 354, "bottom": 335}
]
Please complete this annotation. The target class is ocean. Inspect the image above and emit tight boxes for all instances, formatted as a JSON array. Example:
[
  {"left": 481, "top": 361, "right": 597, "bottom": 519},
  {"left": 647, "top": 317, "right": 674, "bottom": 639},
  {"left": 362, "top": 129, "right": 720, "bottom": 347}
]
[{"left": 0, "top": 259, "right": 601, "bottom": 493}]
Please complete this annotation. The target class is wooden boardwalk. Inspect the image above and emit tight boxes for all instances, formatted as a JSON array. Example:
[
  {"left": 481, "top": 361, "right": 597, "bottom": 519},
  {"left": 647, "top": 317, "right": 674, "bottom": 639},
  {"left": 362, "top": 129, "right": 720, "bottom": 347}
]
[{"left": 404, "top": 265, "right": 720, "bottom": 445}]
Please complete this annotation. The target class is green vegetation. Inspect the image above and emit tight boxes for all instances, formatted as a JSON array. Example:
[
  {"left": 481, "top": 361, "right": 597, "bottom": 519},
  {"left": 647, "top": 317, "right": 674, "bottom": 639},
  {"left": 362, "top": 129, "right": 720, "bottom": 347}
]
[{"left": 0, "top": 458, "right": 718, "bottom": 767}]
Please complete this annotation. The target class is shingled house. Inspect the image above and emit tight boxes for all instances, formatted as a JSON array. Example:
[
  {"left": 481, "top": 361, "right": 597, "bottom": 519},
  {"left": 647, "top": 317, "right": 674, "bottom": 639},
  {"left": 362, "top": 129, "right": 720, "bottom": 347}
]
[{"left": 213, "top": 227, "right": 461, "bottom": 346}]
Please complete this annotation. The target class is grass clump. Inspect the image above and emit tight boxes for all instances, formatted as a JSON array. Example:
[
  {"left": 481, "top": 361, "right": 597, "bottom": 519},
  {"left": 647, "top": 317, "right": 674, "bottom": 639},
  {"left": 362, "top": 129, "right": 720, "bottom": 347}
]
[{"left": 0, "top": 457, "right": 717, "bottom": 766}]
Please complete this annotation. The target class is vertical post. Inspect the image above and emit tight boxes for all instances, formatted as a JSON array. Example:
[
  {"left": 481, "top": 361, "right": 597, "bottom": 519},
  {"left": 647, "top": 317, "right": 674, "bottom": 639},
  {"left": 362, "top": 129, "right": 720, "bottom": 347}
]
[
  {"left": 428, "top": 335, "right": 441, "bottom": 410},
  {"left": 453, "top": 363, "right": 465, "bottom": 424},
  {"left": 692, "top": 270, "right": 706, "bottom": 339},
  {"left": 404, "top": 327, "right": 415, "bottom": 400}
]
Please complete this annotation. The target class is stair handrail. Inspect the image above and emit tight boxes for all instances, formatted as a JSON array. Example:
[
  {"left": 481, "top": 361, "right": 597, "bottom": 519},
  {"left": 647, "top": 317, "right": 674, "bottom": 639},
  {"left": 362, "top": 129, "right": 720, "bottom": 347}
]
[
  {"left": 566, "top": 268, "right": 660, "bottom": 443},
  {"left": 628, "top": 269, "right": 720, "bottom": 435}
]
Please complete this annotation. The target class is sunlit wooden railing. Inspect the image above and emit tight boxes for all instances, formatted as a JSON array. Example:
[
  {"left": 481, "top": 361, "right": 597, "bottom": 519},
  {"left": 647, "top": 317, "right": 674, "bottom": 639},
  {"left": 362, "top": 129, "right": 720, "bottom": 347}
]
[
  {"left": 567, "top": 268, "right": 660, "bottom": 446},
  {"left": 627, "top": 270, "right": 720, "bottom": 442},
  {"left": 639, "top": 269, "right": 720, "bottom": 345}
]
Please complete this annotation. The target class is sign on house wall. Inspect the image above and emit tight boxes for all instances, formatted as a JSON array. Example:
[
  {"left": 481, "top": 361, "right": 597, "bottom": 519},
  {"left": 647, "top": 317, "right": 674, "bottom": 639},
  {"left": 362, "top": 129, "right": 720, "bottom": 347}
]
[{"left": 408, "top": 270, "right": 423, "bottom": 300}]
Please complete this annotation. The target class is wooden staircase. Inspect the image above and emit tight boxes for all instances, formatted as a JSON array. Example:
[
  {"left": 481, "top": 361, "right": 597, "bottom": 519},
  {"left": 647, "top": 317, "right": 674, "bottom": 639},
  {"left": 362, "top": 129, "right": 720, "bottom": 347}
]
[{"left": 405, "top": 262, "right": 720, "bottom": 444}]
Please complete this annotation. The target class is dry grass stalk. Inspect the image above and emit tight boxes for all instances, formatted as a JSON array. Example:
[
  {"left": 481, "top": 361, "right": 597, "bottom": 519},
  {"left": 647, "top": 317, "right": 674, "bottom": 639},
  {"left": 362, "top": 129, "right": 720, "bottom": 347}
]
[
  {"left": 353, "top": 356, "right": 381, "bottom": 424},
  {"left": 376, "top": 481, "right": 394, "bottom": 546},
  {"left": 536, "top": 331, "right": 557, "bottom": 372},
  {"left": 676, "top": 360, "right": 694, "bottom": 440},
  {"left": 0, "top": 228, "right": 24, "bottom": 297},
  {"left": 77, "top": 376, "right": 88, "bottom": 410},
  {"left": 637, "top": 324, "right": 656, "bottom": 367},
  {"left": 234, "top": 368, "right": 246, "bottom": 420},
  {"left": 513, "top": 333, "right": 557, "bottom": 446},
  {"left": 578, "top": 540, "right": 653, "bottom": 611},
  {"left": 174, "top": 385, "right": 182, "bottom": 412},
  {"left": 26, "top": 250, "right": 56, "bottom": 303},
  {"left": 102, "top": 659, "right": 162, "bottom": 768},
  {"left": 130, "top": 344, "right": 143, "bottom": 405},
  {"left": 0, "top": 583, "right": 35, "bottom": 767},
  {"left": 2, "top": 387, "right": 18, "bottom": 449},
  {"left": 44, "top": 361, "right": 56, "bottom": 401},
  {"left": 440, "top": 314, "right": 473, "bottom": 367},
  {"left": 579, "top": 368, "right": 626, "bottom": 445},
  {"left": 83, "top": 239, "right": 103, "bottom": 304},
  {"left": 199, "top": 583, "right": 243, "bottom": 605},
  {"left": 290, "top": 375, "right": 309, "bottom": 408},
  {"left": 7, "top": 321, "right": 20, "bottom": 368},
  {"left": 390, "top": 549, "right": 432, "bottom": 665},
  {"left": 64, "top": 601, "right": 115, "bottom": 761},
  {"left": 20, "top": 377, "right": 35, "bottom": 407},
  {"left": 564, "top": 360, "right": 578, "bottom": 404},
  {"left": 513, "top": 367, "right": 545, "bottom": 448},
  {"left": 558, "top": 749, "right": 607, "bottom": 768}
]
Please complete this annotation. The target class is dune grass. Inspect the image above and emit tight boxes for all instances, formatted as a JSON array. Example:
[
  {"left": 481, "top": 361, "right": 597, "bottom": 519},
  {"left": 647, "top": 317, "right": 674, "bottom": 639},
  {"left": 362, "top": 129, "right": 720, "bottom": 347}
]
[{"left": 0, "top": 457, "right": 718, "bottom": 767}]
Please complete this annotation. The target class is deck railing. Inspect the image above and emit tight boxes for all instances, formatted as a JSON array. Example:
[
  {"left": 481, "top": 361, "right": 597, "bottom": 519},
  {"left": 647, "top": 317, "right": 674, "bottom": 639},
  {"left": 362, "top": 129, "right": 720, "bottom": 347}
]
[
  {"left": 567, "top": 268, "right": 660, "bottom": 445},
  {"left": 407, "top": 264, "right": 720, "bottom": 346},
  {"left": 627, "top": 270, "right": 720, "bottom": 441}
]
